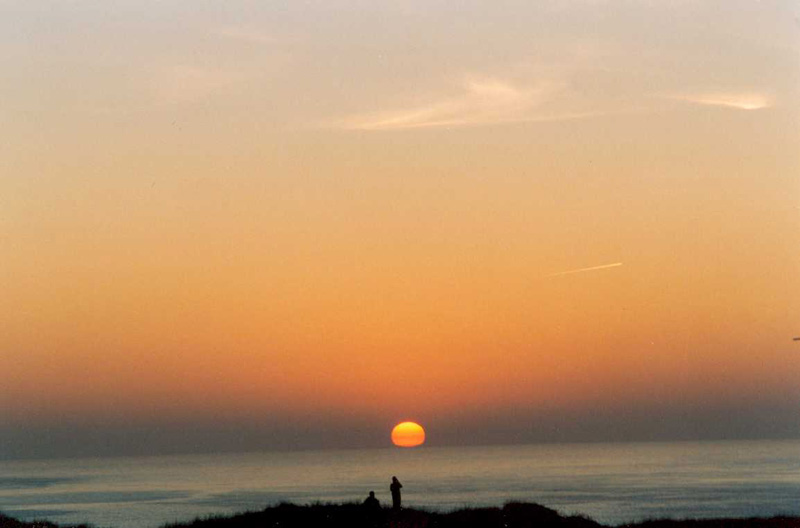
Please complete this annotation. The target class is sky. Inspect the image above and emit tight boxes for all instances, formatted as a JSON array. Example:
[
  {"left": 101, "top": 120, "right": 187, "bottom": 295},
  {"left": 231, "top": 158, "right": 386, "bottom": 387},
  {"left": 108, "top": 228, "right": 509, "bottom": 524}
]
[{"left": 2, "top": 0, "right": 799, "bottom": 459}]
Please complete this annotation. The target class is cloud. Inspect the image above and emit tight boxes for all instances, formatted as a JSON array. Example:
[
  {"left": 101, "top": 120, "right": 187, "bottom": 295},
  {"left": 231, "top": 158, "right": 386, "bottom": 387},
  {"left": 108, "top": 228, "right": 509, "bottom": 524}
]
[
  {"left": 213, "top": 27, "right": 276, "bottom": 45},
  {"left": 546, "top": 262, "right": 623, "bottom": 278},
  {"left": 335, "top": 77, "right": 600, "bottom": 131},
  {"left": 149, "top": 65, "right": 243, "bottom": 105},
  {"left": 662, "top": 92, "right": 773, "bottom": 111}
]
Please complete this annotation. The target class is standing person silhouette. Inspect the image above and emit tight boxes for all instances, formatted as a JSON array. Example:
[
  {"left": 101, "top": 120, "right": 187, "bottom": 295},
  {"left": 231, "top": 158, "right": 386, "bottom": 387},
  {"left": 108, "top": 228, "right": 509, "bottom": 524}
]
[{"left": 390, "top": 476, "right": 402, "bottom": 510}]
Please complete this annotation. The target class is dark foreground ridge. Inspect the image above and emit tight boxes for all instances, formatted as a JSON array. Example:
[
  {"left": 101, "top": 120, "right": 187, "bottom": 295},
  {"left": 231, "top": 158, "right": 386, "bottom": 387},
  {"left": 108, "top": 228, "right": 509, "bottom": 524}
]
[{"left": 2, "top": 503, "right": 800, "bottom": 528}]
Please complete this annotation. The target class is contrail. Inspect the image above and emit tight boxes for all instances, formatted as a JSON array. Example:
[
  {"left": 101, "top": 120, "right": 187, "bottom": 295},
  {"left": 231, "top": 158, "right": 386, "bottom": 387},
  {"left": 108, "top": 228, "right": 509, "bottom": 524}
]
[{"left": 547, "top": 262, "right": 623, "bottom": 278}]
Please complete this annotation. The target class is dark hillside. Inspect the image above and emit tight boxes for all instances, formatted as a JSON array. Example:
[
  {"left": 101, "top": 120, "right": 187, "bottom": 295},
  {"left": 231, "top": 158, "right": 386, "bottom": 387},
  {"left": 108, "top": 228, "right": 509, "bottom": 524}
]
[{"left": 2, "top": 503, "right": 798, "bottom": 528}]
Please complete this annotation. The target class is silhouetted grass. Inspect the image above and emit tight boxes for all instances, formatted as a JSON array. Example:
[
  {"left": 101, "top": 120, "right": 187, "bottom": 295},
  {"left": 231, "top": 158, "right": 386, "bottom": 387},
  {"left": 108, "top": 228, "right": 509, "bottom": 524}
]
[
  {"left": 0, "top": 512, "right": 90, "bottom": 528},
  {"left": 3, "top": 503, "right": 800, "bottom": 528}
]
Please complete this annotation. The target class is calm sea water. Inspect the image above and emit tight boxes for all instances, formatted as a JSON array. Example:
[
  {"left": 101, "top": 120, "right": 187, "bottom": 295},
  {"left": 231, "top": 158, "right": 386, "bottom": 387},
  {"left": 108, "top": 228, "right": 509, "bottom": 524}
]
[{"left": 1, "top": 440, "right": 799, "bottom": 528}]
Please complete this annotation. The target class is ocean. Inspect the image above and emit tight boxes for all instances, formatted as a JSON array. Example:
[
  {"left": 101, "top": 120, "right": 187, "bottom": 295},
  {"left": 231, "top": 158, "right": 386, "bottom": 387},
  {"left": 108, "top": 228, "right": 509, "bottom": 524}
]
[{"left": 1, "top": 440, "right": 799, "bottom": 528}]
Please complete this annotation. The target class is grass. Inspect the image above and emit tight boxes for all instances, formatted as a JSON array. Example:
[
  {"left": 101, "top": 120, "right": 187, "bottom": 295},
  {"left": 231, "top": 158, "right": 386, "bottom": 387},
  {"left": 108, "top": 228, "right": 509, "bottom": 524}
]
[{"left": 2, "top": 503, "right": 800, "bottom": 528}]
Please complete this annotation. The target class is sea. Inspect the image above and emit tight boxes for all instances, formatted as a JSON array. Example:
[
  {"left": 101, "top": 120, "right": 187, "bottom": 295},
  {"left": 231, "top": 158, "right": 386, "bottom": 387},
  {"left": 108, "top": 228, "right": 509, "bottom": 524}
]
[{"left": 1, "top": 440, "right": 800, "bottom": 528}]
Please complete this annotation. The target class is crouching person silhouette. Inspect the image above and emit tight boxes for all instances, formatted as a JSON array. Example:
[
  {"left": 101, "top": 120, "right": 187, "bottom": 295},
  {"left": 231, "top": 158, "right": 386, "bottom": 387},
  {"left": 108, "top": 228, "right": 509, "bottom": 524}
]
[{"left": 363, "top": 491, "right": 381, "bottom": 526}]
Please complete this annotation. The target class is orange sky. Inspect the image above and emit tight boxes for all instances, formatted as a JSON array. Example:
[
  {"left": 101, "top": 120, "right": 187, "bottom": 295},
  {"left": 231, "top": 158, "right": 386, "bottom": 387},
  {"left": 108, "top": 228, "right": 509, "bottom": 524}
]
[{"left": 1, "top": 0, "right": 799, "bottom": 457}]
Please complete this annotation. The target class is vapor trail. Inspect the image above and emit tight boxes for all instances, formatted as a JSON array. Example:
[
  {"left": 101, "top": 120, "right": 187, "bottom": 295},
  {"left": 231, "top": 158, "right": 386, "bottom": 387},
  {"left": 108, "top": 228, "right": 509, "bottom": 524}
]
[{"left": 547, "top": 262, "right": 623, "bottom": 277}]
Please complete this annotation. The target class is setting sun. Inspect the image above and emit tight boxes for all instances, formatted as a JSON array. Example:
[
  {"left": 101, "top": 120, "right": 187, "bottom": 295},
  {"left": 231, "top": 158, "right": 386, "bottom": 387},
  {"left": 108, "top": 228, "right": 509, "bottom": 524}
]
[{"left": 391, "top": 422, "right": 426, "bottom": 447}]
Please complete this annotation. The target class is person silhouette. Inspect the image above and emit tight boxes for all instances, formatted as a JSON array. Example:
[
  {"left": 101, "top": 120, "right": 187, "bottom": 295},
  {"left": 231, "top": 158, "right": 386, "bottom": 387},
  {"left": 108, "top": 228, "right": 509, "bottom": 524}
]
[
  {"left": 390, "top": 476, "right": 402, "bottom": 510},
  {"left": 363, "top": 490, "right": 380, "bottom": 510},
  {"left": 363, "top": 490, "right": 381, "bottom": 527}
]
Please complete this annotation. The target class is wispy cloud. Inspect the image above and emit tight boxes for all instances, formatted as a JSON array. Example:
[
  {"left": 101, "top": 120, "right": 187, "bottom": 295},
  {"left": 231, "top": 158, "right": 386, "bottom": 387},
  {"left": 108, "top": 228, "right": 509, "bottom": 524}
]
[
  {"left": 662, "top": 93, "right": 773, "bottom": 111},
  {"left": 213, "top": 27, "right": 276, "bottom": 45},
  {"left": 335, "top": 77, "right": 600, "bottom": 131},
  {"left": 149, "top": 65, "right": 244, "bottom": 105},
  {"left": 547, "top": 262, "right": 623, "bottom": 278}
]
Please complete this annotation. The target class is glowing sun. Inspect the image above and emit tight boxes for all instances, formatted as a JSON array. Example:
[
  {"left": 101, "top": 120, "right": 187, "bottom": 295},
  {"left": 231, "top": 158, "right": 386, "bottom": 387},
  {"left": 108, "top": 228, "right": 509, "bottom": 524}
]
[{"left": 391, "top": 421, "right": 425, "bottom": 447}]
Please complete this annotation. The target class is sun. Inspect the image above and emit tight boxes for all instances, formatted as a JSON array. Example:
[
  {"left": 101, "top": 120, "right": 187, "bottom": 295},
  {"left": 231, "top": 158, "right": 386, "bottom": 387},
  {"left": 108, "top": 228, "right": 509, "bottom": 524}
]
[{"left": 391, "top": 421, "right": 425, "bottom": 447}]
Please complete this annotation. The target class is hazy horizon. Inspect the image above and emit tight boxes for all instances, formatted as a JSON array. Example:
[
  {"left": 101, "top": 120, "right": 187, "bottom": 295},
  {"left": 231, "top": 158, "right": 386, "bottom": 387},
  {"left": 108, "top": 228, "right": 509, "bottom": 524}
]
[
  {"left": 2, "top": 0, "right": 799, "bottom": 460},
  {"left": 3, "top": 397, "right": 800, "bottom": 460}
]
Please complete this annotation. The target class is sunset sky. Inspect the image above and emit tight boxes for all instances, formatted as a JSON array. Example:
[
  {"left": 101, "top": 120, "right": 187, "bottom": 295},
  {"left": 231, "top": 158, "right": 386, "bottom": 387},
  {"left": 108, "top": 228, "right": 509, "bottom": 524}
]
[{"left": 2, "top": 0, "right": 799, "bottom": 459}]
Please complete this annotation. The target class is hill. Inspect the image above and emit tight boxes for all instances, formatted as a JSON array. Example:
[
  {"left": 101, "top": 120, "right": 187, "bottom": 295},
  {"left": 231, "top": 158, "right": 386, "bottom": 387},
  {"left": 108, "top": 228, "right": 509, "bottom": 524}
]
[{"left": 2, "top": 502, "right": 799, "bottom": 528}]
